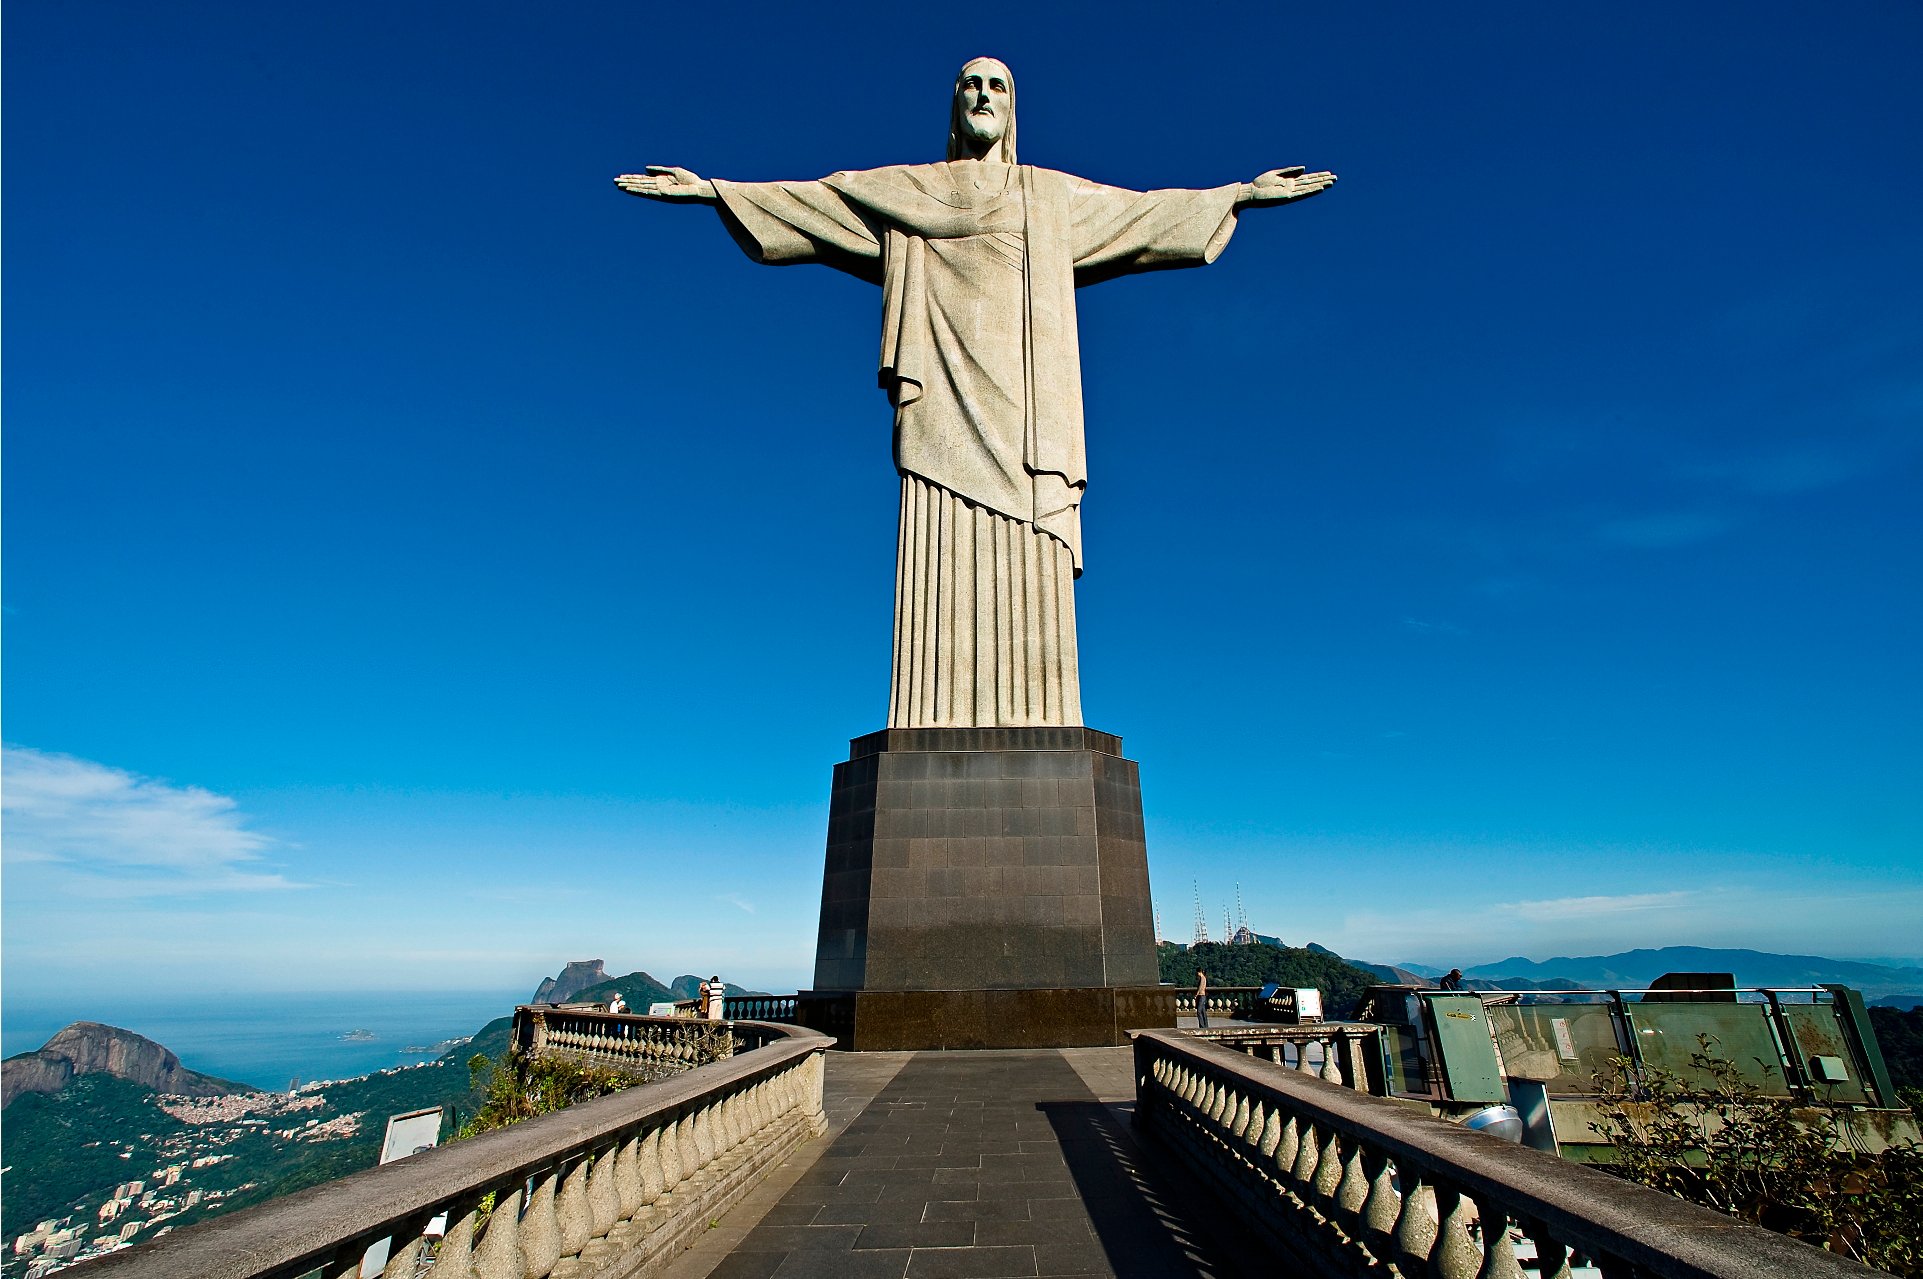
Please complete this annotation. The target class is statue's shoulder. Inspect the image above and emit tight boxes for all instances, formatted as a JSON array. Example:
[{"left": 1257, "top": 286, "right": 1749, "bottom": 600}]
[{"left": 824, "top": 163, "right": 944, "bottom": 190}]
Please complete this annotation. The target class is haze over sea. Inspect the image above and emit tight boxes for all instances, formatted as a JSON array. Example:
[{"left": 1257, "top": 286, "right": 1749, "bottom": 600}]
[{"left": 2, "top": 990, "right": 524, "bottom": 1092}]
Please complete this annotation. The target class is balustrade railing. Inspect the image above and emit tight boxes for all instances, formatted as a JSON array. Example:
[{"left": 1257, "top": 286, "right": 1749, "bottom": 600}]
[
  {"left": 1191, "top": 1023, "right": 1387, "bottom": 1095},
  {"left": 1132, "top": 1028, "right": 1876, "bottom": 1278},
  {"left": 1172, "top": 985, "right": 1266, "bottom": 1020},
  {"left": 517, "top": 1007, "right": 771, "bottom": 1078},
  {"left": 75, "top": 1022, "right": 833, "bottom": 1279},
  {"left": 722, "top": 994, "right": 796, "bottom": 1023}
]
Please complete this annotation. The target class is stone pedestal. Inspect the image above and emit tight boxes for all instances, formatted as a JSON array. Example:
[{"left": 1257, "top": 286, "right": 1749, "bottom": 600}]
[{"left": 800, "top": 726, "right": 1173, "bottom": 1050}]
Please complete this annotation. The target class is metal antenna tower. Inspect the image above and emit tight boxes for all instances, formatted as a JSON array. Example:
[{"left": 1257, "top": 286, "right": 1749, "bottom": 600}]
[
  {"left": 1224, "top": 905, "right": 1234, "bottom": 944},
  {"left": 1191, "top": 882, "right": 1210, "bottom": 945},
  {"left": 1154, "top": 903, "right": 1164, "bottom": 943},
  {"left": 1235, "top": 883, "right": 1250, "bottom": 936}
]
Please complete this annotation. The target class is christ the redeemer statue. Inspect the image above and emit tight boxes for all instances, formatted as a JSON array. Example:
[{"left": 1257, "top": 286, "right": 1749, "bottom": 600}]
[{"left": 618, "top": 57, "right": 1334, "bottom": 730}]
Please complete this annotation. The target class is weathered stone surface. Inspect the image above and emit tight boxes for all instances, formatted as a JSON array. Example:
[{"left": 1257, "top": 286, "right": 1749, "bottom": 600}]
[{"left": 799, "top": 727, "right": 1171, "bottom": 1050}]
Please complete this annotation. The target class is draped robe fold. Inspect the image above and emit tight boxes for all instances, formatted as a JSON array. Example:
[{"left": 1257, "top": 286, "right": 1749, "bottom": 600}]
[{"left": 712, "top": 163, "right": 1240, "bottom": 727}]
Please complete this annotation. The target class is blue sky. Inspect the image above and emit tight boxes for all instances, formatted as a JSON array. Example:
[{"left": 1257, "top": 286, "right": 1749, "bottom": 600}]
[{"left": 5, "top": 2, "right": 1920, "bottom": 1001}]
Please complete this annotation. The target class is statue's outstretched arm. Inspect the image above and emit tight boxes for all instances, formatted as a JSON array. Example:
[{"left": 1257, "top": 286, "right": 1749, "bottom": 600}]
[
  {"left": 614, "top": 166, "right": 718, "bottom": 203},
  {"left": 1238, "top": 166, "right": 1337, "bottom": 207}
]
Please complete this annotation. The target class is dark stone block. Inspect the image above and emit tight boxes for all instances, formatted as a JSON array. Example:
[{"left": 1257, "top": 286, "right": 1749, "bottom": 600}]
[
  {"left": 794, "top": 987, "right": 1175, "bottom": 1051},
  {"left": 808, "top": 726, "right": 1165, "bottom": 1039}
]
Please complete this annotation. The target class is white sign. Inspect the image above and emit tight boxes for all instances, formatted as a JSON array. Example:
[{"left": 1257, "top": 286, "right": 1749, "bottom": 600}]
[{"left": 362, "top": 1108, "right": 447, "bottom": 1277}]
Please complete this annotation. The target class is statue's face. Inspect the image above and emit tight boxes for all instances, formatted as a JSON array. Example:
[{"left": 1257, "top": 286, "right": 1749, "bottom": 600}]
[{"left": 954, "top": 61, "right": 1011, "bottom": 149}]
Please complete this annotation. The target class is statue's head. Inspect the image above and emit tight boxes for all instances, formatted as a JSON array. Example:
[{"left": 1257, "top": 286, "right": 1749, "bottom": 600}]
[{"left": 947, "top": 56, "right": 1015, "bottom": 163}]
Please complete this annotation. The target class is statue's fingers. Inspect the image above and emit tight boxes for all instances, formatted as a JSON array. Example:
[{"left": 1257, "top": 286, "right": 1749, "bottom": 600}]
[{"left": 644, "top": 165, "right": 681, "bottom": 177}]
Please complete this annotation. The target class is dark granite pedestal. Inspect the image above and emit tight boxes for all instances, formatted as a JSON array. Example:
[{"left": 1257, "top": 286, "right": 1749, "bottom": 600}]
[{"left": 798, "top": 726, "right": 1175, "bottom": 1051}]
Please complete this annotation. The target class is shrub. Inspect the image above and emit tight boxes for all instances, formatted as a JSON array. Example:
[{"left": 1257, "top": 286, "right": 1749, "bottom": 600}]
[{"left": 1591, "top": 1034, "right": 1921, "bottom": 1274}]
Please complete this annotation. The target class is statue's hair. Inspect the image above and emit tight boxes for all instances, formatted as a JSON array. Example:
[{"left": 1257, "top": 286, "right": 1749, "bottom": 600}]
[{"left": 946, "top": 56, "right": 1016, "bottom": 164}]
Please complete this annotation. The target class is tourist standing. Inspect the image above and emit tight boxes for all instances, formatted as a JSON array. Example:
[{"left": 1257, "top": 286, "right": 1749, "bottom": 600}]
[{"left": 1195, "top": 969, "right": 1210, "bottom": 1030}]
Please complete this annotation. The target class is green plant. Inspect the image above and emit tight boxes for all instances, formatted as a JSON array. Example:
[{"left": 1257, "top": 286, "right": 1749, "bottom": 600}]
[
  {"left": 1591, "top": 1034, "right": 1922, "bottom": 1274},
  {"left": 457, "top": 1052, "right": 649, "bottom": 1138}
]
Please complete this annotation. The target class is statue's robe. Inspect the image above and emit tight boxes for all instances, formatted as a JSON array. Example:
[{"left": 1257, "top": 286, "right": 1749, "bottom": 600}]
[{"left": 712, "top": 162, "right": 1241, "bottom": 727}]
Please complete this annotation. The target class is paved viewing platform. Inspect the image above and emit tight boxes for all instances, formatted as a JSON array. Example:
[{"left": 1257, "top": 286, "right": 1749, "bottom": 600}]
[{"left": 662, "top": 1048, "right": 1266, "bottom": 1279}]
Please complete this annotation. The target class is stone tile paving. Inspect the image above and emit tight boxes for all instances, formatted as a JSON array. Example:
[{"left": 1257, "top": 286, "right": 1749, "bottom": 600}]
[{"left": 670, "top": 1047, "right": 1282, "bottom": 1279}]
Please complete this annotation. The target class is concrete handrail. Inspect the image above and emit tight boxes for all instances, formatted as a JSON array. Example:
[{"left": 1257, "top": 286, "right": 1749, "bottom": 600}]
[
  {"left": 73, "top": 1022, "right": 833, "bottom": 1279},
  {"left": 1132, "top": 1028, "right": 1879, "bottom": 1278}
]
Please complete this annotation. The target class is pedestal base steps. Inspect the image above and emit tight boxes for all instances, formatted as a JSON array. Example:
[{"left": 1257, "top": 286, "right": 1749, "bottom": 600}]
[{"left": 802, "top": 726, "right": 1175, "bottom": 1051}]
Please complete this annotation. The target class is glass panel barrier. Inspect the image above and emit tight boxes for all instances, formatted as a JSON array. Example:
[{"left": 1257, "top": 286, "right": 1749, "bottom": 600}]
[
  {"left": 1624, "top": 1000, "right": 1791, "bottom": 1096},
  {"left": 1485, "top": 1000, "right": 1624, "bottom": 1096},
  {"left": 1778, "top": 1001, "right": 1873, "bottom": 1105}
]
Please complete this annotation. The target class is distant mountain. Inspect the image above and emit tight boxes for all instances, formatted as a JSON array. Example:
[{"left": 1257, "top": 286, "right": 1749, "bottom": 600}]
[
  {"left": 2, "top": 1022, "right": 251, "bottom": 1108},
  {"left": 668, "top": 975, "right": 765, "bottom": 1001},
  {"left": 566, "top": 971, "right": 677, "bottom": 1009},
  {"left": 531, "top": 959, "right": 610, "bottom": 1004},
  {"left": 1459, "top": 947, "right": 1923, "bottom": 1000},
  {"left": 1353, "top": 961, "right": 1434, "bottom": 986}
]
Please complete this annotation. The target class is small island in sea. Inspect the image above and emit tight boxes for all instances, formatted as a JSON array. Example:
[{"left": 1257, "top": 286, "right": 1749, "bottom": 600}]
[{"left": 340, "top": 1029, "right": 377, "bottom": 1042}]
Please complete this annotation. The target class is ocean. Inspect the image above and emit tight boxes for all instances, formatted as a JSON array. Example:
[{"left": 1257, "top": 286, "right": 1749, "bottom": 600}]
[{"left": 1, "top": 989, "right": 527, "bottom": 1091}]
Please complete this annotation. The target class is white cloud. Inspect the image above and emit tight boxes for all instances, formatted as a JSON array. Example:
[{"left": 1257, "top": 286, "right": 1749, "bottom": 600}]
[
  {"left": 2, "top": 745, "right": 303, "bottom": 895},
  {"left": 1489, "top": 891, "right": 1696, "bottom": 922},
  {"left": 718, "top": 894, "right": 757, "bottom": 915}
]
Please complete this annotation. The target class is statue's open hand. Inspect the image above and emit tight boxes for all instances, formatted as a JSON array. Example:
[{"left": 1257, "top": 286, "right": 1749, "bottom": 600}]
[
  {"left": 614, "top": 166, "right": 716, "bottom": 201},
  {"left": 1245, "top": 166, "right": 1338, "bottom": 205}
]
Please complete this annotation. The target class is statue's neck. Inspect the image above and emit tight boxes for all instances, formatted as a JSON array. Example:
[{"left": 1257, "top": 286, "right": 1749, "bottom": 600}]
[{"left": 956, "top": 138, "right": 1011, "bottom": 165}]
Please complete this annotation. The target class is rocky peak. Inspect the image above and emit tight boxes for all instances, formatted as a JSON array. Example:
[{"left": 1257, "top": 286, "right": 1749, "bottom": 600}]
[
  {"left": 531, "top": 959, "right": 610, "bottom": 1004},
  {"left": 2, "top": 1022, "right": 249, "bottom": 1108}
]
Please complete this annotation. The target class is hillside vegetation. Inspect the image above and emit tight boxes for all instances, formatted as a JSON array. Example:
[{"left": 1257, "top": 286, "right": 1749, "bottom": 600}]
[{"left": 1159, "top": 941, "right": 1379, "bottom": 1018}]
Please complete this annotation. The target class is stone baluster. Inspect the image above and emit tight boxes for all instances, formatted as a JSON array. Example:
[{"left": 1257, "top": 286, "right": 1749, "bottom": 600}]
[
  {"left": 1359, "top": 1148, "right": 1400, "bottom": 1266},
  {"left": 1320, "top": 1038, "right": 1345, "bottom": 1086},
  {"left": 1470, "top": 1194, "right": 1524, "bottom": 1279},
  {"left": 759, "top": 1073, "right": 778, "bottom": 1130},
  {"left": 1334, "top": 1133, "right": 1371, "bottom": 1236},
  {"left": 1431, "top": 1181, "right": 1481, "bottom": 1279},
  {"left": 655, "top": 1117, "right": 683, "bottom": 1198},
  {"left": 1230, "top": 1091, "right": 1252, "bottom": 1144},
  {"left": 611, "top": 1130, "right": 642, "bottom": 1221},
  {"left": 692, "top": 1102, "right": 717, "bottom": 1171},
  {"left": 636, "top": 1127, "right": 665, "bottom": 1207},
  {"left": 376, "top": 1209, "right": 440, "bottom": 1279},
  {"left": 1312, "top": 1124, "right": 1344, "bottom": 1220},
  {"left": 1296, "top": 1042, "right": 1318, "bottom": 1076},
  {"left": 805, "top": 1052, "right": 828, "bottom": 1131},
  {"left": 726, "top": 1088, "right": 748, "bottom": 1151},
  {"left": 435, "top": 1193, "right": 483, "bottom": 1279},
  {"left": 1256, "top": 1102, "right": 1282, "bottom": 1172},
  {"left": 1392, "top": 1168, "right": 1438, "bottom": 1277},
  {"left": 1519, "top": 1219, "right": 1573, "bottom": 1279},
  {"left": 675, "top": 1111, "right": 701, "bottom": 1183},
  {"left": 471, "top": 1183, "right": 525, "bottom": 1279},
  {"left": 1274, "top": 1113, "right": 1300, "bottom": 1191},
  {"left": 321, "top": 1242, "right": 363, "bottom": 1279},
  {"left": 1239, "top": 1097, "right": 1266, "bottom": 1182},
  {"left": 521, "top": 1168, "right": 563, "bottom": 1277},
  {"left": 557, "top": 1152, "right": 596, "bottom": 1255},
  {"left": 1289, "top": 1117, "right": 1320, "bottom": 1210}
]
